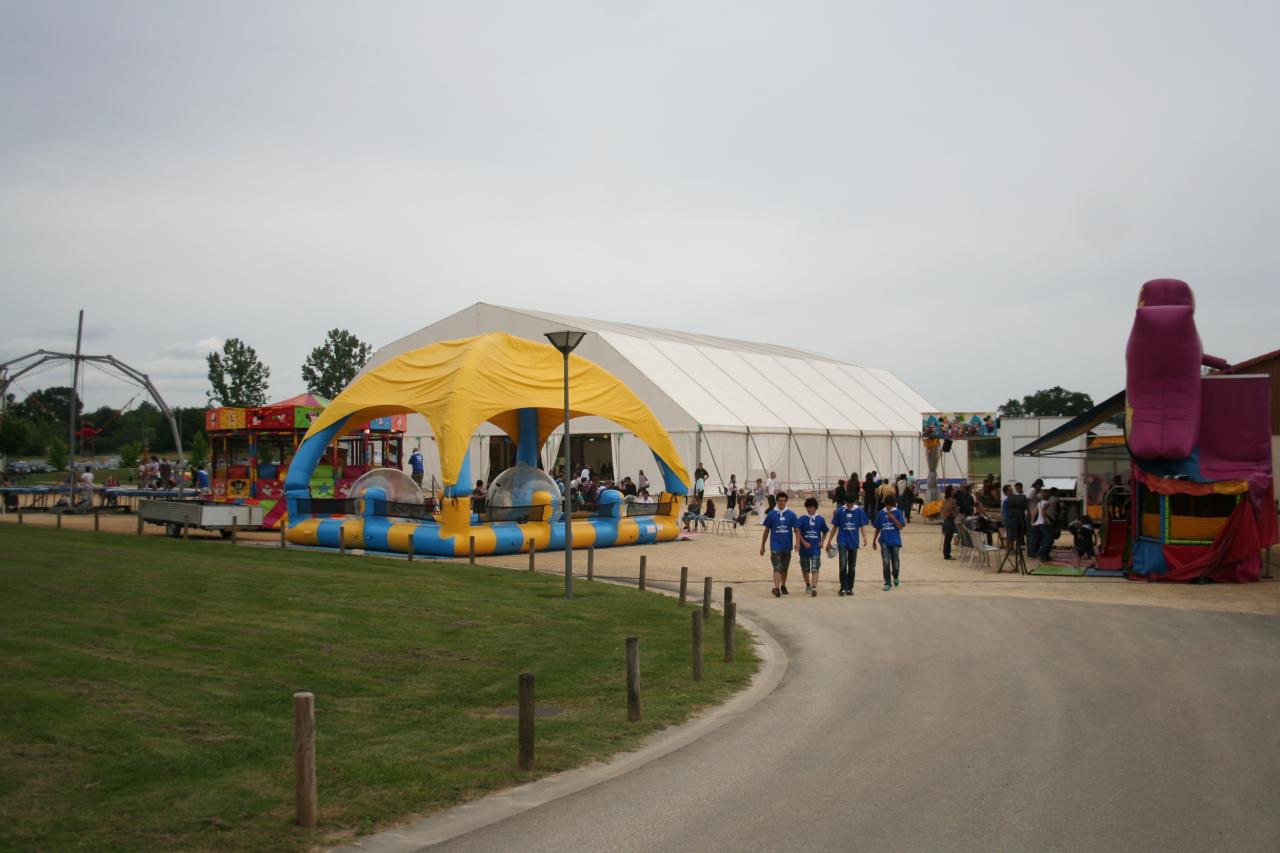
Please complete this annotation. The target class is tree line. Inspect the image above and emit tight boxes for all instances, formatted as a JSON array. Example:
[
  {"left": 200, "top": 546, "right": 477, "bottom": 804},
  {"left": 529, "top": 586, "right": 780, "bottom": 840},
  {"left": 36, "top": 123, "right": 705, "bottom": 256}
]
[{"left": 0, "top": 329, "right": 372, "bottom": 463}]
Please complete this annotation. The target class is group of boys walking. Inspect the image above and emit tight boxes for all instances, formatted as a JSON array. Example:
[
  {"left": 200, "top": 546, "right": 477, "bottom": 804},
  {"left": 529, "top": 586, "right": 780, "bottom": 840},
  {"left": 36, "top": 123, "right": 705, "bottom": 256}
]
[{"left": 759, "top": 484, "right": 907, "bottom": 597}]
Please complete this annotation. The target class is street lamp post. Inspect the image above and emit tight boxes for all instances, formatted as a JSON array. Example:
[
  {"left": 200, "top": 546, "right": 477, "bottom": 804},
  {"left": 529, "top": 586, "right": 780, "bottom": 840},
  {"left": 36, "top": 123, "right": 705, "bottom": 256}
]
[{"left": 544, "top": 330, "right": 587, "bottom": 599}]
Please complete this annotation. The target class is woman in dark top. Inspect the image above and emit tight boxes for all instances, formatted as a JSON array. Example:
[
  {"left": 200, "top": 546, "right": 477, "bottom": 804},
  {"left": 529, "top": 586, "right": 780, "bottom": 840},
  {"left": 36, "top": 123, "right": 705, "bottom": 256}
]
[
  {"left": 833, "top": 479, "right": 846, "bottom": 507},
  {"left": 863, "top": 472, "right": 878, "bottom": 519}
]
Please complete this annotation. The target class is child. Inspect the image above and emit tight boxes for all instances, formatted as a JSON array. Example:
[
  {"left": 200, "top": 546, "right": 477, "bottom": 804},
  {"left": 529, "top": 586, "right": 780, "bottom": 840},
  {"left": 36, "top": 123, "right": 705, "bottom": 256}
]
[
  {"left": 1071, "top": 515, "right": 1098, "bottom": 569},
  {"left": 825, "top": 491, "right": 870, "bottom": 596},
  {"left": 872, "top": 495, "right": 906, "bottom": 591},
  {"left": 759, "top": 492, "right": 801, "bottom": 597},
  {"left": 795, "top": 497, "right": 830, "bottom": 596}
]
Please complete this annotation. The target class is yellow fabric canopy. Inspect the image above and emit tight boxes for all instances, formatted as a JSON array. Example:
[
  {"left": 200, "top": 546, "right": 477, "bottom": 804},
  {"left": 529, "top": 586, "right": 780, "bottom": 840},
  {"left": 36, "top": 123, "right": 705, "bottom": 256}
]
[{"left": 303, "top": 333, "right": 690, "bottom": 489}]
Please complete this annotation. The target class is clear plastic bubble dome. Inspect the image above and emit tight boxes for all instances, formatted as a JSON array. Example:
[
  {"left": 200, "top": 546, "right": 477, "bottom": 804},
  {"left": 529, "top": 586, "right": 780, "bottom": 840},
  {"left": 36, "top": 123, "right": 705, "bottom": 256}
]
[
  {"left": 487, "top": 463, "right": 561, "bottom": 519},
  {"left": 349, "top": 468, "right": 424, "bottom": 505}
]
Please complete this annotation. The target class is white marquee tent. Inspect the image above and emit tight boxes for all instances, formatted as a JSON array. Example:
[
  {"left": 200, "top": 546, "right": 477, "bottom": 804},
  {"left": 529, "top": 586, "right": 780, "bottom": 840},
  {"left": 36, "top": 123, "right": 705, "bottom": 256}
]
[{"left": 367, "top": 304, "right": 958, "bottom": 495}]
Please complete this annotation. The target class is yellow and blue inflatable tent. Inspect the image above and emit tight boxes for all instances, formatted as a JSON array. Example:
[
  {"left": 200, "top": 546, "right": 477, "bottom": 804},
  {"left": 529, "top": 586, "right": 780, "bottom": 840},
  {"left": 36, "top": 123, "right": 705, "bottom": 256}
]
[{"left": 284, "top": 333, "right": 690, "bottom": 556}]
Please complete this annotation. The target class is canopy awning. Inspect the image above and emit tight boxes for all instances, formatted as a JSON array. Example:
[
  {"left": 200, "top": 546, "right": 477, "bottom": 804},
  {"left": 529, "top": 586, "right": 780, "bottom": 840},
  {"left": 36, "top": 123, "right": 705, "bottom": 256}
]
[{"left": 1014, "top": 390, "right": 1126, "bottom": 457}]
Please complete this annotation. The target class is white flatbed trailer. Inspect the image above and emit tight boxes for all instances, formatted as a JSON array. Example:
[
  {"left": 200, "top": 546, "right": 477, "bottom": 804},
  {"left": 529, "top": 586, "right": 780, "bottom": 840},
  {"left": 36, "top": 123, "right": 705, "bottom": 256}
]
[{"left": 138, "top": 498, "right": 263, "bottom": 538}]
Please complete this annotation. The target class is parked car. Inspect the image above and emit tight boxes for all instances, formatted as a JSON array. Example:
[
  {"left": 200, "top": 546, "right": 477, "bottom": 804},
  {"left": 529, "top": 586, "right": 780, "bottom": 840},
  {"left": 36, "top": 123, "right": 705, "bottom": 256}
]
[
  {"left": 28, "top": 461, "right": 54, "bottom": 473},
  {"left": 9, "top": 460, "right": 31, "bottom": 474}
]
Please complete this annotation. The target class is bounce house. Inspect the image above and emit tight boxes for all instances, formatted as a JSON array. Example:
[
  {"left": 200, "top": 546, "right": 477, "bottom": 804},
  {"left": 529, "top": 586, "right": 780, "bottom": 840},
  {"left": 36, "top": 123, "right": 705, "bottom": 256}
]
[
  {"left": 1124, "top": 279, "right": 1277, "bottom": 582},
  {"left": 283, "top": 333, "right": 690, "bottom": 556}
]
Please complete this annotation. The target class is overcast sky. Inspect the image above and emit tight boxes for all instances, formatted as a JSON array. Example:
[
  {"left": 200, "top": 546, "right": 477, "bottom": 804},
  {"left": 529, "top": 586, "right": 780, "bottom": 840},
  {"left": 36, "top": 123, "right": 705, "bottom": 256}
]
[{"left": 2, "top": 0, "right": 1276, "bottom": 414}]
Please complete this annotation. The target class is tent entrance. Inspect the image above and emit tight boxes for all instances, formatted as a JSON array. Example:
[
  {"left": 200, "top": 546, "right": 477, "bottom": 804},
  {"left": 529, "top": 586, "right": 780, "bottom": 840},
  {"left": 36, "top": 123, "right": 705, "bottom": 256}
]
[{"left": 554, "top": 433, "right": 615, "bottom": 481}]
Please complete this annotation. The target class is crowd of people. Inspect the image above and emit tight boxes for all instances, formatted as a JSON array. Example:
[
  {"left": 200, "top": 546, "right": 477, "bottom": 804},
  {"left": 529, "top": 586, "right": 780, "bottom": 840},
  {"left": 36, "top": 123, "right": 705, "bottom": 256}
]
[{"left": 939, "top": 477, "right": 1100, "bottom": 569}]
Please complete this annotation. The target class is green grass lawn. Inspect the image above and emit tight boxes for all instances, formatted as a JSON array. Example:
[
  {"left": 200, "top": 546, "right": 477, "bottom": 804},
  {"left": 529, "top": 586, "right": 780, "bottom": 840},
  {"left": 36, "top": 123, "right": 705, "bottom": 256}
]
[{"left": 0, "top": 526, "right": 757, "bottom": 851}]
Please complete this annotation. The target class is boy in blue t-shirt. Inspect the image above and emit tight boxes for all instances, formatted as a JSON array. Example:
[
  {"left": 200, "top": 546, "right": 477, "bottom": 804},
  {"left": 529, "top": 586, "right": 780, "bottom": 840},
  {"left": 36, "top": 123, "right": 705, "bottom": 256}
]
[
  {"left": 872, "top": 494, "right": 907, "bottom": 591},
  {"left": 795, "top": 497, "right": 830, "bottom": 596},
  {"left": 759, "top": 492, "right": 802, "bottom": 598},
  {"left": 824, "top": 492, "right": 870, "bottom": 596}
]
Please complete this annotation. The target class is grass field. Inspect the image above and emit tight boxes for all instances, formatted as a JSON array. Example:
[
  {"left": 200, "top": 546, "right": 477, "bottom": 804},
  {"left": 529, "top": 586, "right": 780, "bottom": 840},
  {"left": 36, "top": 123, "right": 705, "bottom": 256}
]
[{"left": 0, "top": 526, "right": 757, "bottom": 851}]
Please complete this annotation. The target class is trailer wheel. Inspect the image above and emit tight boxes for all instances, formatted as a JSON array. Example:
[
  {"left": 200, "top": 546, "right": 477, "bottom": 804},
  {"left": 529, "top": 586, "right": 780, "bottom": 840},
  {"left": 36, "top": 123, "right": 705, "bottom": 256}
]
[{"left": 166, "top": 522, "right": 181, "bottom": 538}]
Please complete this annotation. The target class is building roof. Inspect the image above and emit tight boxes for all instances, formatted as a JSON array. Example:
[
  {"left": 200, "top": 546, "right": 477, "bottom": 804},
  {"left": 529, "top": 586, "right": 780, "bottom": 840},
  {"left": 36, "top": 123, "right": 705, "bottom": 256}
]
[
  {"left": 368, "top": 303, "right": 934, "bottom": 436},
  {"left": 1221, "top": 348, "right": 1280, "bottom": 374}
]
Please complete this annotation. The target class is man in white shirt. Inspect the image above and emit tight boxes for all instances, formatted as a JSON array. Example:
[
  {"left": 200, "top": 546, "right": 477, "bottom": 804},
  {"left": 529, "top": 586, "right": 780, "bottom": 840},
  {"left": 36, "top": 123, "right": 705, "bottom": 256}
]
[{"left": 765, "top": 472, "right": 778, "bottom": 512}]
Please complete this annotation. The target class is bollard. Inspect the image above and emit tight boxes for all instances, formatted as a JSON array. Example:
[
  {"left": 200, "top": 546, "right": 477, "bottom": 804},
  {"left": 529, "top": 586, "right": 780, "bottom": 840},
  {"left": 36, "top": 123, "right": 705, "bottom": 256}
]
[
  {"left": 293, "top": 692, "right": 318, "bottom": 829},
  {"left": 626, "top": 636, "right": 641, "bottom": 722},
  {"left": 136, "top": 511, "right": 143, "bottom": 536},
  {"left": 183, "top": 523, "right": 190, "bottom": 540},
  {"left": 339, "top": 525, "right": 347, "bottom": 557},
  {"left": 469, "top": 535, "right": 476, "bottom": 565},
  {"left": 280, "top": 524, "right": 287, "bottom": 549},
  {"left": 17, "top": 505, "right": 23, "bottom": 525},
  {"left": 638, "top": 555, "right": 647, "bottom": 591},
  {"left": 94, "top": 508, "right": 100, "bottom": 532},
  {"left": 679, "top": 566, "right": 688, "bottom": 606},
  {"left": 56, "top": 511, "right": 62, "bottom": 530},
  {"left": 692, "top": 610, "right": 704, "bottom": 681},
  {"left": 528, "top": 539, "right": 536, "bottom": 572},
  {"left": 724, "top": 586, "right": 734, "bottom": 608},
  {"left": 231, "top": 517, "right": 239, "bottom": 545},
  {"left": 703, "top": 576, "right": 713, "bottom": 619},
  {"left": 406, "top": 535, "right": 415, "bottom": 563},
  {"left": 587, "top": 547, "right": 595, "bottom": 581},
  {"left": 724, "top": 601, "right": 736, "bottom": 662},
  {"left": 518, "top": 672, "right": 535, "bottom": 771}
]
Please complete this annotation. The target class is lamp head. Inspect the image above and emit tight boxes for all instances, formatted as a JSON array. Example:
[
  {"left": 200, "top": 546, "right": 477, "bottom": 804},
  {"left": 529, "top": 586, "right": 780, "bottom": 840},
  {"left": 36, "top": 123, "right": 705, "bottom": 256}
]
[{"left": 544, "top": 330, "right": 587, "bottom": 354}]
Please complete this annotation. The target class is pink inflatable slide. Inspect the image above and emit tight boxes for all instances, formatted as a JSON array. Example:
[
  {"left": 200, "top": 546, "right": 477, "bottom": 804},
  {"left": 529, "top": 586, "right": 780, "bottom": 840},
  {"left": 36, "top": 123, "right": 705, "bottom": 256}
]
[{"left": 1124, "top": 279, "right": 1203, "bottom": 460}]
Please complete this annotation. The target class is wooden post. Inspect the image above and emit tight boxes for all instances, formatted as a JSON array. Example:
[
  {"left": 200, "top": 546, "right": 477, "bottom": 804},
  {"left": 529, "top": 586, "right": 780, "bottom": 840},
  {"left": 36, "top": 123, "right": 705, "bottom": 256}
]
[
  {"left": 16, "top": 505, "right": 23, "bottom": 525},
  {"left": 638, "top": 555, "right": 647, "bottom": 591},
  {"left": 468, "top": 535, "right": 476, "bottom": 565},
  {"left": 339, "top": 525, "right": 346, "bottom": 557},
  {"left": 679, "top": 566, "right": 688, "bottom": 606},
  {"left": 517, "top": 672, "right": 535, "bottom": 771},
  {"left": 406, "top": 535, "right": 414, "bottom": 563},
  {"left": 625, "top": 636, "right": 641, "bottom": 722},
  {"left": 528, "top": 539, "right": 536, "bottom": 572},
  {"left": 692, "top": 611, "right": 704, "bottom": 681},
  {"left": 702, "top": 576, "right": 713, "bottom": 619},
  {"left": 183, "top": 523, "right": 190, "bottom": 540},
  {"left": 724, "top": 601, "right": 736, "bottom": 662},
  {"left": 280, "top": 524, "right": 287, "bottom": 549},
  {"left": 231, "top": 517, "right": 239, "bottom": 545},
  {"left": 136, "top": 511, "right": 143, "bottom": 536},
  {"left": 724, "top": 585, "right": 733, "bottom": 608},
  {"left": 93, "top": 508, "right": 100, "bottom": 532},
  {"left": 587, "top": 547, "right": 595, "bottom": 581},
  {"left": 293, "top": 691, "right": 318, "bottom": 829}
]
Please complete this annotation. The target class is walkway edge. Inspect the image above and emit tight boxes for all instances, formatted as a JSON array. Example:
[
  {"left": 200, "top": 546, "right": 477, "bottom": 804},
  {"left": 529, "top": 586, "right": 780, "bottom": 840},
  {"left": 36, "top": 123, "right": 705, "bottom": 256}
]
[{"left": 333, "top": 605, "right": 788, "bottom": 852}]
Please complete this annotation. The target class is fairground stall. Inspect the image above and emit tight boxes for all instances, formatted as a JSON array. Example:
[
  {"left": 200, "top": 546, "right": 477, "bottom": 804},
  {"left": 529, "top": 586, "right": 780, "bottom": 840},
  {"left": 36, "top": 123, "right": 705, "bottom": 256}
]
[{"left": 205, "top": 392, "right": 406, "bottom": 529}]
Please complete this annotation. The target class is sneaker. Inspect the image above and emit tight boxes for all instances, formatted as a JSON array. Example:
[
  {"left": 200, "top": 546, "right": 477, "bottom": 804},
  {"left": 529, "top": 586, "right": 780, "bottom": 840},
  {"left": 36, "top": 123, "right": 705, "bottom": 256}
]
[
  {"left": 837, "top": 589, "right": 845, "bottom": 597},
  {"left": 780, "top": 585, "right": 789, "bottom": 595},
  {"left": 883, "top": 583, "right": 891, "bottom": 591},
  {"left": 772, "top": 588, "right": 782, "bottom": 598},
  {"left": 893, "top": 577, "right": 900, "bottom": 587},
  {"left": 810, "top": 587, "right": 817, "bottom": 597},
  {"left": 847, "top": 588, "right": 855, "bottom": 596},
  {"left": 804, "top": 584, "right": 812, "bottom": 594}
]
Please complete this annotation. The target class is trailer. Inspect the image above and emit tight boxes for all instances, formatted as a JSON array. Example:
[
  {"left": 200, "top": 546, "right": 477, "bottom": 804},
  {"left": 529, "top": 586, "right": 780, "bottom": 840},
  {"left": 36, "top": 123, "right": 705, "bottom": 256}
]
[{"left": 138, "top": 498, "right": 262, "bottom": 538}]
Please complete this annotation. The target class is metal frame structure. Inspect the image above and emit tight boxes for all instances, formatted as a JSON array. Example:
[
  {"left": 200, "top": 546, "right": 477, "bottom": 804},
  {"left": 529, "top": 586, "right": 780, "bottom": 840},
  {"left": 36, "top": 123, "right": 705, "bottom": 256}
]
[{"left": 0, "top": 348, "right": 185, "bottom": 474}]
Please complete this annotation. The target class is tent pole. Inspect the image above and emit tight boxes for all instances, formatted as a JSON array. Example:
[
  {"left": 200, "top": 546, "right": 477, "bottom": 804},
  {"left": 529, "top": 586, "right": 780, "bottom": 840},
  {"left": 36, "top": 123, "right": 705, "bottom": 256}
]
[{"left": 790, "top": 430, "right": 817, "bottom": 493}]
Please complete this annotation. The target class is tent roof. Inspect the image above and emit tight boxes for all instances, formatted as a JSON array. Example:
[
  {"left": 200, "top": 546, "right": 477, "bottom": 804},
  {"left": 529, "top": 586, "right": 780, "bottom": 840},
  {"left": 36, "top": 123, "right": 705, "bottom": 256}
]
[
  {"left": 305, "top": 333, "right": 690, "bottom": 491},
  {"left": 368, "top": 303, "right": 934, "bottom": 435}
]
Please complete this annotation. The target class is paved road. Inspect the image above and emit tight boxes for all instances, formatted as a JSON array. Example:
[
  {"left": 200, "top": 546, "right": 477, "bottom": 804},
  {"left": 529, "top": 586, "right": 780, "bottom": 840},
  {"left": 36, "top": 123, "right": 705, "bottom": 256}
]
[{"left": 432, "top": 591, "right": 1280, "bottom": 852}]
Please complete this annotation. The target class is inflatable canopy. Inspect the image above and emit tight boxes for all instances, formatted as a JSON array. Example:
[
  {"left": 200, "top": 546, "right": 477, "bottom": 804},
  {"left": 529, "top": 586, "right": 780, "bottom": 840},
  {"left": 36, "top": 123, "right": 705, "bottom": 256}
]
[{"left": 283, "top": 333, "right": 691, "bottom": 556}]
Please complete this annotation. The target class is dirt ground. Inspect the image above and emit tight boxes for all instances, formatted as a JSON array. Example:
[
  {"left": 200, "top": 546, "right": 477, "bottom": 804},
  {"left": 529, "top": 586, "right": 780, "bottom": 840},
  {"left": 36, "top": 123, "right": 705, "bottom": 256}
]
[{"left": 5, "top": 504, "right": 1277, "bottom": 615}]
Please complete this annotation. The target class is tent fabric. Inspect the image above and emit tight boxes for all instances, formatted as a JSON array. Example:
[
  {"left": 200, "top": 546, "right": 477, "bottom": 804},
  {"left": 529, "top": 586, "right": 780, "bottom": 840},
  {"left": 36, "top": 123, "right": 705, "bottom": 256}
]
[
  {"left": 304, "top": 333, "right": 690, "bottom": 491},
  {"left": 1198, "top": 375, "right": 1273, "bottom": 486},
  {"left": 1158, "top": 498, "right": 1263, "bottom": 583},
  {"left": 271, "top": 392, "right": 331, "bottom": 408}
]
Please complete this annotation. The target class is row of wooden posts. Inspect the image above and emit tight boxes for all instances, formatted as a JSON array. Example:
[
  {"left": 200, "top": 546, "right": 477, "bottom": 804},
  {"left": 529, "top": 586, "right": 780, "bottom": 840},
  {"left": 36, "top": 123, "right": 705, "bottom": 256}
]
[{"left": 289, "top": 558, "right": 737, "bottom": 829}]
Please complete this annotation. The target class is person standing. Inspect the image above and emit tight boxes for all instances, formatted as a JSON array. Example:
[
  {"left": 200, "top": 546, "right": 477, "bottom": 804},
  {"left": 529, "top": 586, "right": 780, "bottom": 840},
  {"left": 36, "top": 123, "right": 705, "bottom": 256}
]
[
  {"left": 1005, "top": 482, "right": 1028, "bottom": 552},
  {"left": 694, "top": 471, "right": 707, "bottom": 503},
  {"left": 637, "top": 469, "right": 649, "bottom": 499},
  {"left": 862, "top": 472, "right": 878, "bottom": 519},
  {"left": 760, "top": 492, "right": 801, "bottom": 597},
  {"left": 872, "top": 495, "right": 906, "bottom": 590},
  {"left": 899, "top": 474, "right": 915, "bottom": 523},
  {"left": 726, "top": 474, "right": 738, "bottom": 515},
  {"left": 795, "top": 497, "right": 830, "bottom": 596},
  {"left": 408, "top": 447, "right": 425, "bottom": 486},
  {"left": 825, "top": 491, "right": 869, "bottom": 596},
  {"left": 1030, "top": 491, "right": 1051, "bottom": 562},
  {"left": 765, "top": 471, "right": 778, "bottom": 511},
  {"left": 940, "top": 485, "right": 958, "bottom": 560},
  {"left": 833, "top": 479, "right": 846, "bottom": 508}
]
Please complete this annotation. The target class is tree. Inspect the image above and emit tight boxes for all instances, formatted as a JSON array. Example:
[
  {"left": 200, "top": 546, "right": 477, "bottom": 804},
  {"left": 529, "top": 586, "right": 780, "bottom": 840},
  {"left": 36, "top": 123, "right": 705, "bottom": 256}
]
[
  {"left": 301, "top": 329, "right": 373, "bottom": 399},
  {"left": 14, "top": 386, "right": 82, "bottom": 424},
  {"left": 188, "top": 431, "right": 209, "bottom": 471},
  {"left": 998, "top": 386, "right": 1095, "bottom": 418},
  {"left": 0, "top": 415, "right": 31, "bottom": 460},
  {"left": 207, "top": 338, "right": 270, "bottom": 407},
  {"left": 47, "top": 436, "right": 69, "bottom": 472},
  {"left": 119, "top": 441, "right": 142, "bottom": 471}
]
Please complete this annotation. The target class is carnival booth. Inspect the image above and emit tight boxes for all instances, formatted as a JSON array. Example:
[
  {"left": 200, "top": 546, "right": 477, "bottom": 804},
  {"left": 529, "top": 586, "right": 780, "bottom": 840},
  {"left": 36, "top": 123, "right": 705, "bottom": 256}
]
[
  {"left": 284, "top": 333, "right": 690, "bottom": 556},
  {"left": 204, "top": 393, "right": 406, "bottom": 530},
  {"left": 1016, "top": 279, "right": 1277, "bottom": 582}
]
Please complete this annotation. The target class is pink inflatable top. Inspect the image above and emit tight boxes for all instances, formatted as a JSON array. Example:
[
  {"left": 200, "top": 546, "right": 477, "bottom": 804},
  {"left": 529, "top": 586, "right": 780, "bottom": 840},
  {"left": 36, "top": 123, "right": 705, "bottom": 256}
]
[{"left": 1125, "top": 279, "right": 1203, "bottom": 460}]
